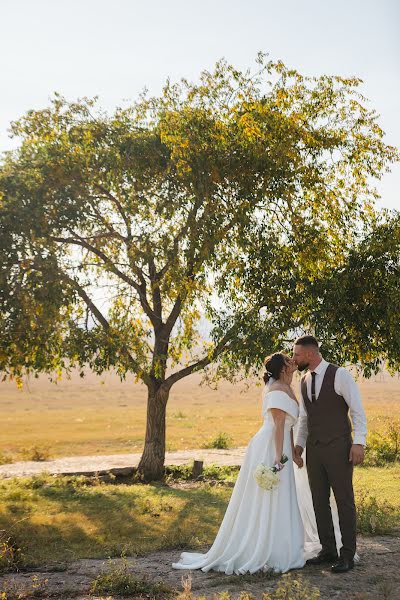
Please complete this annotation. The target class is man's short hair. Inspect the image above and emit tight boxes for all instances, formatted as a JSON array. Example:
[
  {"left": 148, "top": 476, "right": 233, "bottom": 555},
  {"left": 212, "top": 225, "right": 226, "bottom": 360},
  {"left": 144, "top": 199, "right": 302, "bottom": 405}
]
[{"left": 294, "top": 335, "right": 320, "bottom": 349}]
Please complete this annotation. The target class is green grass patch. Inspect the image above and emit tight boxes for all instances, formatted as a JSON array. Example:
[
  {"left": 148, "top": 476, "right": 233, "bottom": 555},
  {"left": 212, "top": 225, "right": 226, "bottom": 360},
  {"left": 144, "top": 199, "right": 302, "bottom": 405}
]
[
  {"left": 0, "top": 474, "right": 230, "bottom": 569},
  {"left": 354, "top": 463, "right": 400, "bottom": 534},
  {"left": 0, "top": 463, "right": 398, "bottom": 571}
]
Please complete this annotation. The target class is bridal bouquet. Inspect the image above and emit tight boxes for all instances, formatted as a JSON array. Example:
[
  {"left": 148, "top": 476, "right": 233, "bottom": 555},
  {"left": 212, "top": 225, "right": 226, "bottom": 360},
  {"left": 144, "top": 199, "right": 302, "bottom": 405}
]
[{"left": 253, "top": 454, "right": 288, "bottom": 491}]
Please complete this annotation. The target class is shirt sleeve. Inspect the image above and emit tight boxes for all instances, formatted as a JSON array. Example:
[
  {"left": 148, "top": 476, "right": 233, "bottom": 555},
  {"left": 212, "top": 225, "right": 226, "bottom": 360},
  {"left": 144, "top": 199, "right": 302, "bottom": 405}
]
[
  {"left": 295, "top": 382, "right": 309, "bottom": 449},
  {"left": 336, "top": 368, "right": 367, "bottom": 446}
]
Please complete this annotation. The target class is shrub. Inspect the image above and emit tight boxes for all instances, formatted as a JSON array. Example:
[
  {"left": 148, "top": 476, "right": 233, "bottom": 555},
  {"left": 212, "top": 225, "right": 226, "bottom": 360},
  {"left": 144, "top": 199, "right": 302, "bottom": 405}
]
[
  {"left": 0, "top": 452, "right": 12, "bottom": 466},
  {"left": 165, "top": 463, "right": 240, "bottom": 482},
  {"left": 202, "top": 432, "right": 232, "bottom": 449},
  {"left": 364, "top": 420, "right": 400, "bottom": 466},
  {"left": 19, "top": 446, "right": 51, "bottom": 462},
  {"left": 356, "top": 492, "right": 398, "bottom": 534}
]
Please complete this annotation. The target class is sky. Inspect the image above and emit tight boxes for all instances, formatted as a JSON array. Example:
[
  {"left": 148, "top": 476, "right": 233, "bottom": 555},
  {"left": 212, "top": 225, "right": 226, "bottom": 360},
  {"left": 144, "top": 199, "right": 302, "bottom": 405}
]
[{"left": 1, "top": 0, "right": 399, "bottom": 210}]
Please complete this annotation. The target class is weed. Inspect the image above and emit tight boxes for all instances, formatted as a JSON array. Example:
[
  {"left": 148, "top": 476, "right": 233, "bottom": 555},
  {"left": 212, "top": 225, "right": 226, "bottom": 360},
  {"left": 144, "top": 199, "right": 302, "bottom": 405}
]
[
  {"left": 90, "top": 556, "right": 173, "bottom": 596},
  {"left": 202, "top": 432, "right": 232, "bottom": 450},
  {"left": 173, "top": 411, "right": 187, "bottom": 419},
  {"left": 19, "top": 446, "right": 50, "bottom": 462},
  {"left": 165, "top": 463, "right": 240, "bottom": 482},
  {"left": 0, "top": 532, "right": 23, "bottom": 573},
  {"left": 263, "top": 573, "right": 320, "bottom": 599},
  {"left": 356, "top": 491, "right": 398, "bottom": 534},
  {"left": 0, "top": 574, "right": 48, "bottom": 599},
  {"left": 0, "top": 453, "right": 12, "bottom": 466}
]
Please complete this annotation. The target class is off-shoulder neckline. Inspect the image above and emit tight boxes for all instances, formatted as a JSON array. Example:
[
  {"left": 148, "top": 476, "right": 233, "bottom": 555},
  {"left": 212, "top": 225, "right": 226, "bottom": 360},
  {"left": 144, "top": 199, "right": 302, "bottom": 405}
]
[{"left": 265, "top": 390, "right": 299, "bottom": 407}]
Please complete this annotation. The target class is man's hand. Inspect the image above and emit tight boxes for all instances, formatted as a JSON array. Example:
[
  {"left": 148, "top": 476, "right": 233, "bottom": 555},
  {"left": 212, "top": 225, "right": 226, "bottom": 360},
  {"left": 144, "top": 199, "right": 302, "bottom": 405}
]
[
  {"left": 294, "top": 445, "right": 304, "bottom": 458},
  {"left": 293, "top": 445, "right": 304, "bottom": 468},
  {"left": 349, "top": 444, "right": 365, "bottom": 465},
  {"left": 293, "top": 455, "right": 304, "bottom": 468}
]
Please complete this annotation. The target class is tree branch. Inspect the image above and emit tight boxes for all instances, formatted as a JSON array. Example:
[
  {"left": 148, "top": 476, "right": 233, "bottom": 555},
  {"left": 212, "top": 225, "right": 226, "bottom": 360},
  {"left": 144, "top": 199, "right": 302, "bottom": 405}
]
[
  {"left": 93, "top": 183, "right": 131, "bottom": 235},
  {"left": 61, "top": 273, "right": 152, "bottom": 385},
  {"left": 148, "top": 256, "right": 163, "bottom": 326},
  {"left": 164, "top": 329, "right": 234, "bottom": 389},
  {"left": 50, "top": 232, "right": 158, "bottom": 327}
]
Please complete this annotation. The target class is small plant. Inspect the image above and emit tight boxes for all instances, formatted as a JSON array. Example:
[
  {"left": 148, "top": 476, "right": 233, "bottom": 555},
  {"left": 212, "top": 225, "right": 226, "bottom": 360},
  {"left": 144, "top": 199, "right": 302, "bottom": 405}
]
[
  {"left": 165, "top": 463, "right": 194, "bottom": 481},
  {"left": 19, "top": 446, "right": 51, "bottom": 462},
  {"left": 176, "top": 575, "right": 207, "bottom": 600},
  {"left": 356, "top": 491, "right": 398, "bottom": 534},
  {"left": 0, "top": 532, "right": 23, "bottom": 573},
  {"left": 173, "top": 411, "right": 187, "bottom": 419},
  {"left": 165, "top": 462, "right": 240, "bottom": 483},
  {"left": 90, "top": 557, "right": 173, "bottom": 596},
  {"left": 202, "top": 432, "right": 232, "bottom": 449},
  {"left": 30, "top": 574, "right": 49, "bottom": 597},
  {"left": 0, "top": 452, "right": 13, "bottom": 466},
  {"left": 263, "top": 573, "right": 320, "bottom": 599}
]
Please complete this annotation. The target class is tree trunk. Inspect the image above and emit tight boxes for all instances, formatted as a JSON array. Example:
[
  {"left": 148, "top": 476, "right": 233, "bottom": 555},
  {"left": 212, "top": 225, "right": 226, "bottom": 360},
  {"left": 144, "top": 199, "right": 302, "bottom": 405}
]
[{"left": 137, "top": 382, "right": 170, "bottom": 481}]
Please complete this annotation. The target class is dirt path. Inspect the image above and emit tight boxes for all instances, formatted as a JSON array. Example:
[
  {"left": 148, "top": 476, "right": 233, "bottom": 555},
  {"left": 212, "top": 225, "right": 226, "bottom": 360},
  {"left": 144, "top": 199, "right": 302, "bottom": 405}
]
[
  {"left": 1, "top": 535, "right": 399, "bottom": 599},
  {"left": 0, "top": 448, "right": 247, "bottom": 479}
]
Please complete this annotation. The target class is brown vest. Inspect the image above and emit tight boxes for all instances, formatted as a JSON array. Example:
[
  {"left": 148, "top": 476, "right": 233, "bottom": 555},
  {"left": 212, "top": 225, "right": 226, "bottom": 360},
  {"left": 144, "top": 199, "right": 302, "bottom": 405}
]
[{"left": 301, "top": 364, "right": 352, "bottom": 445}]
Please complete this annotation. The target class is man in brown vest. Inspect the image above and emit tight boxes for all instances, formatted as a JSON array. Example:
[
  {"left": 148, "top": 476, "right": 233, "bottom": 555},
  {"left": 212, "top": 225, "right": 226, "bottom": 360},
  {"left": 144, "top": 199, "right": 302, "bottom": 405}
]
[{"left": 293, "top": 335, "right": 367, "bottom": 573}]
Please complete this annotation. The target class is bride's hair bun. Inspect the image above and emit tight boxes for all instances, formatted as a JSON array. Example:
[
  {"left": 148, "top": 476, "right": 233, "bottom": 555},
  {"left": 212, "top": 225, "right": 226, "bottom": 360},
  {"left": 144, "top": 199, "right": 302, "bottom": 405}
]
[{"left": 263, "top": 352, "right": 289, "bottom": 384}]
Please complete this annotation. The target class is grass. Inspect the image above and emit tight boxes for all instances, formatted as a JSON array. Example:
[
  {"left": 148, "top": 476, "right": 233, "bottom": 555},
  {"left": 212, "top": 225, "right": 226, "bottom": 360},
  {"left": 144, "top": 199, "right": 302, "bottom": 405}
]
[
  {"left": 0, "top": 473, "right": 231, "bottom": 568},
  {"left": 90, "top": 556, "right": 173, "bottom": 597},
  {"left": 0, "top": 463, "right": 399, "bottom": 571},
  {"left": 2, "top": 369, "right": 399, "bottom": 461},
  {"left": 354, "top": 464, "right": 400, "bottom": 533}
]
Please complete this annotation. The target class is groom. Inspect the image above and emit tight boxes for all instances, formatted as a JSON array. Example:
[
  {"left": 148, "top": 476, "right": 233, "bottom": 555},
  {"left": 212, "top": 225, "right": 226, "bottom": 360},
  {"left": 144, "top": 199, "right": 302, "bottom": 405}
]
[{"left": 293, "top": 335, "right": 367, "bottom": 573}]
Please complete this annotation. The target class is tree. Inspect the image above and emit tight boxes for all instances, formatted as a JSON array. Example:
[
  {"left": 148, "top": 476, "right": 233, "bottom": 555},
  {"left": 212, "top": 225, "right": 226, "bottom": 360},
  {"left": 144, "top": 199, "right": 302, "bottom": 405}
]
[{"left": 0, "top": 55, "right": 398, "bottom": 479}]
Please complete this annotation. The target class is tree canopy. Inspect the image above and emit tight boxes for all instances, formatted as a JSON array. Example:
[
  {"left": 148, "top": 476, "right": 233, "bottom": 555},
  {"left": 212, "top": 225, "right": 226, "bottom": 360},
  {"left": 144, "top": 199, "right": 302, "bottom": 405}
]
[{"left": 0, "top": 55, "right": 398, "bottom": 478}]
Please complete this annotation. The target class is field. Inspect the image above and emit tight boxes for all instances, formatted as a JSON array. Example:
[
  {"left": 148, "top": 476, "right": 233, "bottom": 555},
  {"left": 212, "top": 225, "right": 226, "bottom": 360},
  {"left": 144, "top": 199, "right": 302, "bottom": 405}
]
[{"left": 1, "top": 369, "right": 400, "bottom": 461}]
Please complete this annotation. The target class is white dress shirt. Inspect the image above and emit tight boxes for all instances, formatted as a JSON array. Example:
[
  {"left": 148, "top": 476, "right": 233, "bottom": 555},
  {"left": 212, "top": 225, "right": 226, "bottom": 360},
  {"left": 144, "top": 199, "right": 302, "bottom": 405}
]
[{"left": 295, "top": 358, "right": 367, "bottom": 448}]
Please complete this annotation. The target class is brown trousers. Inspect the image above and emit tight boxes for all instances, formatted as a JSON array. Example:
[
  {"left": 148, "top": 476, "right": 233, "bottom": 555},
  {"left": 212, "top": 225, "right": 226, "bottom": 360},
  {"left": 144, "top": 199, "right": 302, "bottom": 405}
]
[{"left": 306, "top": 435, "right": 356, "bottom": 559}]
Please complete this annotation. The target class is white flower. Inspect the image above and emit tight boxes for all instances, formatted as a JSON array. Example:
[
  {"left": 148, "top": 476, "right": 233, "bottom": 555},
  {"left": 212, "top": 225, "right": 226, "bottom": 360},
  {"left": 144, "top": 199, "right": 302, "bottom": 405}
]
[{"left": 253, "top": 463, "right": 280, "bottom": 491}]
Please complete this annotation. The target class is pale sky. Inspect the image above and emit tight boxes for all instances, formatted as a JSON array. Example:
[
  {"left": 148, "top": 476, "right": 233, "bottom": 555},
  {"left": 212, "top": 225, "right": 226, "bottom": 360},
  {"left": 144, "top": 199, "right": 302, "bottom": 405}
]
[{"left": 1, "top": 0, "right": 399, "bottom": 210}]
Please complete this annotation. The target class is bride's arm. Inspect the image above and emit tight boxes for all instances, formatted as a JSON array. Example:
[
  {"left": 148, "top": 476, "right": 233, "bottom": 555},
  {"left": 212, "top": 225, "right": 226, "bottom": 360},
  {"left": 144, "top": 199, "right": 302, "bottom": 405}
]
[{"left": 271, "top": 408, "right": 286, "bottom": 466}]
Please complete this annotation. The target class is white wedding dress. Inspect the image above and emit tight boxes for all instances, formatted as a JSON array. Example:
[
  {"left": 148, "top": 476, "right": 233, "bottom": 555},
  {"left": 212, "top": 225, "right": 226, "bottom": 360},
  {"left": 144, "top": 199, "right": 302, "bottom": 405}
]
[{"left": 172, "top": 389, "right": 306, "bottom": 574}]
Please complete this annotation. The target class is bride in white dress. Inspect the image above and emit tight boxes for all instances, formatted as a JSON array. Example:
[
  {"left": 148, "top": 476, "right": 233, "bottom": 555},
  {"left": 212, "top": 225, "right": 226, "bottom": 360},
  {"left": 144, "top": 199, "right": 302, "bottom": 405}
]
[{"left": 172, "top": 352, "right": 306, "bottom": 574}]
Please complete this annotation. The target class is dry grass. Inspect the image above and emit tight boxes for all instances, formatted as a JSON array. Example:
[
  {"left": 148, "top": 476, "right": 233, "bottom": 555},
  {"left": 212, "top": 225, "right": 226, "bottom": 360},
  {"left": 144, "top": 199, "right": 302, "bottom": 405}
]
[{"left": 1, "top": 369, "right": 399, "bottom": 461}]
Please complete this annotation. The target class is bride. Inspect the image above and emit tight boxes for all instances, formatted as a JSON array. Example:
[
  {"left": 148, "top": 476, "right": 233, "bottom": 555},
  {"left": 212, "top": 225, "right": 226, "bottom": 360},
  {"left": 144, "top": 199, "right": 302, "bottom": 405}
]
[{"left": 172, "top": 352, "right": 307, "bottom": 574}]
